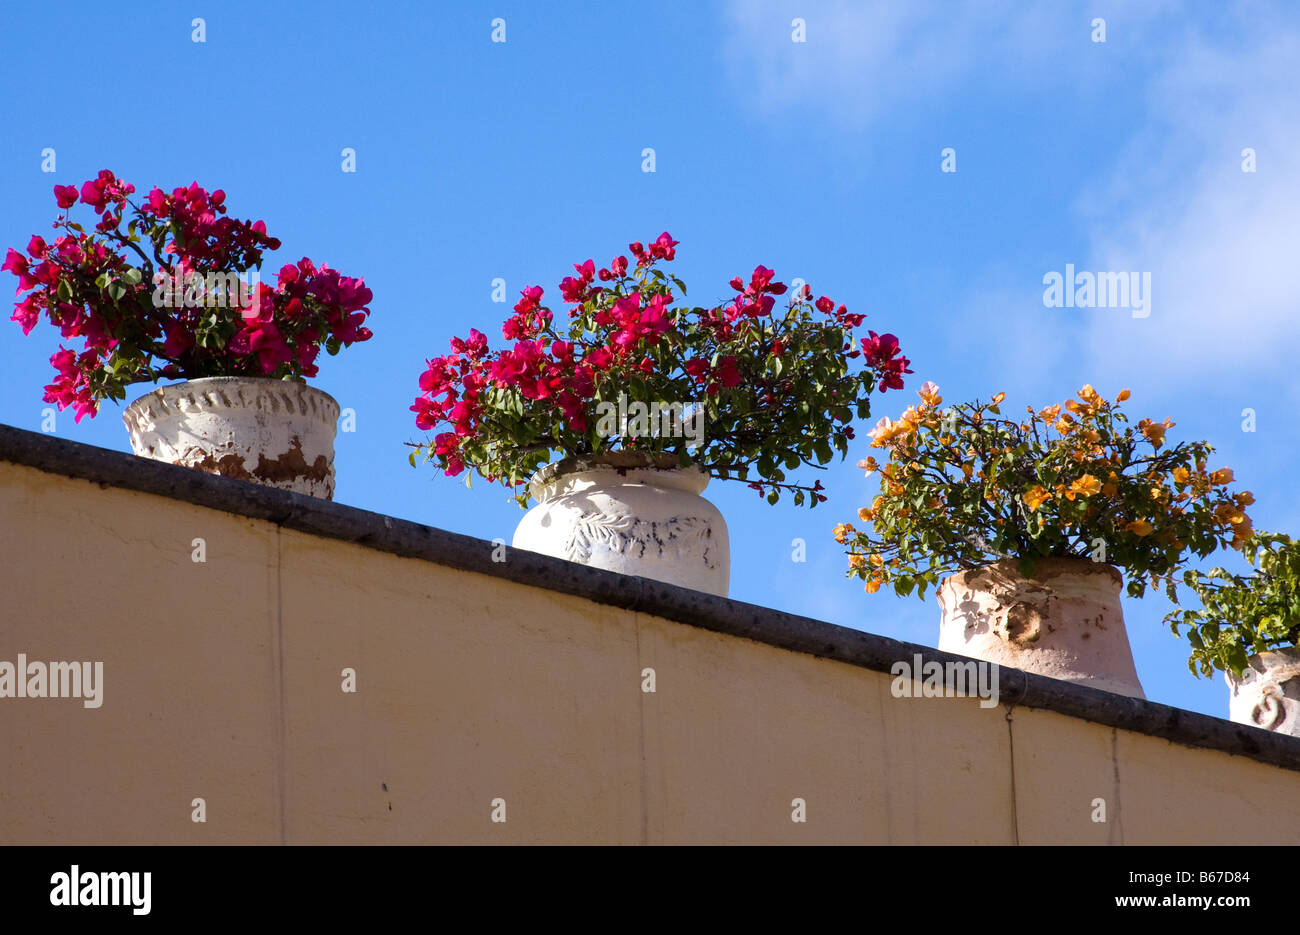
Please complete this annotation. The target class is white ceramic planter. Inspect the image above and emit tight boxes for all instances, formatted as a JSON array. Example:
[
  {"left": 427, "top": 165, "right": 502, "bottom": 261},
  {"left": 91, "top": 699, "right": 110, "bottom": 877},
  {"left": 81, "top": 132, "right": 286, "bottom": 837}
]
[
  {"left": 1227, "top": 649, "right": 1300, "bottom": 735},
  {"left": 937, "top": 558, "right": 1145, "bottom": 698},
  {"left": 123, "top": 376, "right": 340, "bottom": 499},
  {"left": 511, "top": 453, "right": 730, "bottom": 596}
]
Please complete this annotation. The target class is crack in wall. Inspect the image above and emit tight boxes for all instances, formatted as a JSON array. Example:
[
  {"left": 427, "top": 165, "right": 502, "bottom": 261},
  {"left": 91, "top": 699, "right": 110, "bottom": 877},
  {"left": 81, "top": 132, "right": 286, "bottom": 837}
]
[
  {"left": 272, "top": 525, "right": 288, "bottom": 845},
  {"left": 635, "top": 613, "right": 649, "bottom": 846},
  {"left": 1005, "top": 704, "right": 1021, "bottom": 846}
]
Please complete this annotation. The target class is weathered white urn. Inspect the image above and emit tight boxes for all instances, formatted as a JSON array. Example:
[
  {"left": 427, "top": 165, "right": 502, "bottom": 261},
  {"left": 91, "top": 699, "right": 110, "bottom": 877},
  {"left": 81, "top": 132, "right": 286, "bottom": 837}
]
[
  {"left": 123, "top": 376, "right": 340, "bottom": 499},
  {"left": 511, "top": 453, "right": 730, "bottom": 596},
  {"left": 1227, "top": 649, "right": 1300, "bottom": 736},
  {"left": 937, "top": 558, "right": 1145, "bottom": 698}
]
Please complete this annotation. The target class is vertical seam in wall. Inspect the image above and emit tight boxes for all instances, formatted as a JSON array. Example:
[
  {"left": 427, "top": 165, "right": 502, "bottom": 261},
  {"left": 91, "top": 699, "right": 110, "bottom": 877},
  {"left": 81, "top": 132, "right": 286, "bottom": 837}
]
[
  {"left": 1110, "top": 727, "right": 1123, "bottom": 845},
  {"left": 875, "top": 677, "right": 895, "bottom": 845},
  {"left": 273, "top": 525, "right": 287, "bottom": 845},
  {"left": 1005, "top": 705, "right": 1021, "bottom": 846},
  {"left": 635, "top": 612, "right": 648, "bottom": 846}
]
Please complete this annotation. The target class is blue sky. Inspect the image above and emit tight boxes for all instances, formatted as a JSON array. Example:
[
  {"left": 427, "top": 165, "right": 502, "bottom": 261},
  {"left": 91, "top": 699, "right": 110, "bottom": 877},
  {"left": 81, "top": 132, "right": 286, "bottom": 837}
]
[{"left": 2, "top": 0, "right": 1297, "bottom": 718}]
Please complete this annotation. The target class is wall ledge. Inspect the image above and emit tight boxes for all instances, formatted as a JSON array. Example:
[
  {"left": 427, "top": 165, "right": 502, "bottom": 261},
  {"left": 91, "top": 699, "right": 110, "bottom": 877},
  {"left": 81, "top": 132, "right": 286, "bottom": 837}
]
[{"left": 4, "top": 422, "right": 1298, "bottom": 773}]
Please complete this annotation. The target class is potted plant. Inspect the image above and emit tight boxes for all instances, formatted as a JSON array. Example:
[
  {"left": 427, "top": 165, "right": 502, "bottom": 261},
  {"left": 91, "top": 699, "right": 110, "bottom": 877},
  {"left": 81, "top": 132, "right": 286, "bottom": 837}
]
[
  {"left": 835, "top": 383, "right": 1253, "bottom": 697},
  {"left": 1165, "top": 532, "right": 1300, "bottom": 734},
  {"left": 409, "top": 231, "right": 911, "bottom": 595},
  {"left": 3, "top": 171, "right": 373, "bottom": 499}
]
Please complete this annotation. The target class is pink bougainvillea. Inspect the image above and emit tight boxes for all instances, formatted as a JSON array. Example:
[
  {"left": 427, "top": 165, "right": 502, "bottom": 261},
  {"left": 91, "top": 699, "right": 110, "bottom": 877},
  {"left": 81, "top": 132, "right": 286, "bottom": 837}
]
[
  {"left": 4, "top": 171, "right": 374, "bottom": 420},
  {"left": 411, "top": 232, "right": 910, "bottom": 507}
]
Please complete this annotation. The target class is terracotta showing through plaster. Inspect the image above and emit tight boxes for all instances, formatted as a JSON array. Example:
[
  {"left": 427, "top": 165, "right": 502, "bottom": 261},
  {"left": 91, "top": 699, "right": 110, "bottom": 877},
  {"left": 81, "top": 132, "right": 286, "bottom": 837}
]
[
  {"left": 123, "top": 376, "right": 339, "bottom": 499},
  {"left": 937, "top": 558, "right": 1145, "bottom": 698}
]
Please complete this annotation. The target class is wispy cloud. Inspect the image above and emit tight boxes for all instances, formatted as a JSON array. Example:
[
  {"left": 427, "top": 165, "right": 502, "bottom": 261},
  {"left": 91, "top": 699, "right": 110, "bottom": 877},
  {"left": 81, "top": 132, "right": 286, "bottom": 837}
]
[
  {"left": 722, "top": 0, "right": 1132, "bottom": 127},
  {"left": 723, "top": 0, "right": 1300, "bottom": 389},
  {"left": 1076, "top": 25, "right": 1300, "bottom": 386}
]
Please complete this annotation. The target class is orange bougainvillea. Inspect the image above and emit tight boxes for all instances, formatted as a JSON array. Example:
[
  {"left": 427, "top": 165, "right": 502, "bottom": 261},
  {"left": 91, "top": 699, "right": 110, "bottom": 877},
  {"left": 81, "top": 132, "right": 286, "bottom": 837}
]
[{"left": 839, "top": 383, "right": 1252, "bottom": 600}]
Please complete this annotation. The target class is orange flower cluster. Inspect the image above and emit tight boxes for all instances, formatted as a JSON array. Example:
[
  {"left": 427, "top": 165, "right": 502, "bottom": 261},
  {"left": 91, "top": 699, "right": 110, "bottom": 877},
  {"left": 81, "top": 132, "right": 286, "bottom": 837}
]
[{"left": 838, "top": 383, "right": 1254, "bottom": 600}]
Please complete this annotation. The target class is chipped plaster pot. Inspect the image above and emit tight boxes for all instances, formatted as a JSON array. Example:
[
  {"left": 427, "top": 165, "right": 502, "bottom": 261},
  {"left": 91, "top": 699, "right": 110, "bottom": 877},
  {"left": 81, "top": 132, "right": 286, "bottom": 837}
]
[
  {"left": 511, "top": 452, "right": 730, "bottom": 596},
  {"left": 1226, "top": 649, "right": 1300, "bottom": 736},
  {"left": 936, "top": 558, "right": 1145, "bottom": 698},
  {"left": 123, "top": 377, "right": 339, "bottom": 499}
]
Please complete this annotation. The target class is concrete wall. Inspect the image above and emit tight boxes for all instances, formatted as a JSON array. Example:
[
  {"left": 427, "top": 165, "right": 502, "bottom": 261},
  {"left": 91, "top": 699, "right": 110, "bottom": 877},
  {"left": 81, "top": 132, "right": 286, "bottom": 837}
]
[{"left": 2, "top": 458, "right": 1298, "bottom": 844}]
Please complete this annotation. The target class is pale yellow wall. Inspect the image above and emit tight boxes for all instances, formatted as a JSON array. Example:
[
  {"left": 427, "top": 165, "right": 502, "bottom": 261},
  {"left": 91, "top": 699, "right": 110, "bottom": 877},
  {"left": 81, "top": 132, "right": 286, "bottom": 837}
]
[{"left": 2, "top": 458, "right": 1298, "bottom": 845}]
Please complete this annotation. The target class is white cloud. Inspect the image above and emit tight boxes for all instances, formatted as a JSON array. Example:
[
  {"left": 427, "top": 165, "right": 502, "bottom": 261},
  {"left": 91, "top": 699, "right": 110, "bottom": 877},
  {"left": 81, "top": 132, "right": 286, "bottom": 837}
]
[
  {"left": 1077, "top": 26, "right": 1300, "bottom": 386},
  {"left": 723, "top": 0, "right": 1300, "bottom": 388},
  {"left": 721, "top": 0, "right": 1143, "bottom": 127}
]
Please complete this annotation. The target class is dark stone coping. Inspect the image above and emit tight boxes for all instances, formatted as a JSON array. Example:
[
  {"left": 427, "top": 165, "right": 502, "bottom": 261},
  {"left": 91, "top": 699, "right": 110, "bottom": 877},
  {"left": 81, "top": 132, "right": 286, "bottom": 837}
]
[{"left": 4, "top": 422, "right": 1299, "bottom": 774}]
